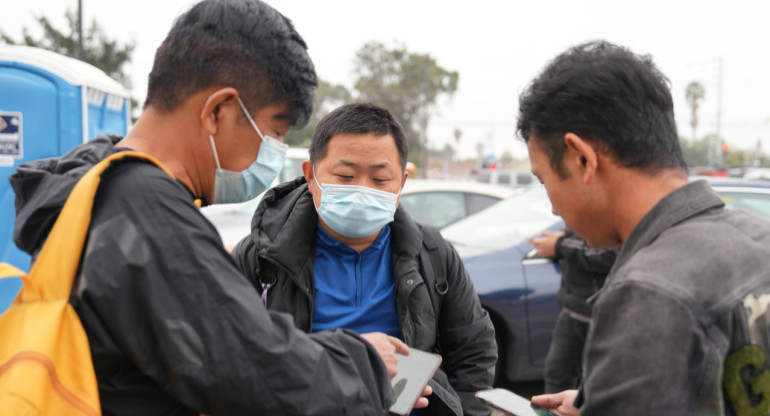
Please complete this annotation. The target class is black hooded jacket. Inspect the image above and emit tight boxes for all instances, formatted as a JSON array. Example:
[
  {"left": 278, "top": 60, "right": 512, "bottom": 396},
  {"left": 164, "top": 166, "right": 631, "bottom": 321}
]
[
  {"left": 231, "top": 177, "right": 498, "bottom": 416},
  {"left": 10, "top": 136, "right": 393, "bottom": 416}
]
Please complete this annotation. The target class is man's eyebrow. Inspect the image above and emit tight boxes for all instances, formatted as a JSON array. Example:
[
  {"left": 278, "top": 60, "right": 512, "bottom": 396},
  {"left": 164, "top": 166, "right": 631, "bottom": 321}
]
[
  {"left": 333, "top": 160, "right": 391, "bottom": 169},
  {"left": 333, "top": 160, "right": 359, "bottom": 168}
]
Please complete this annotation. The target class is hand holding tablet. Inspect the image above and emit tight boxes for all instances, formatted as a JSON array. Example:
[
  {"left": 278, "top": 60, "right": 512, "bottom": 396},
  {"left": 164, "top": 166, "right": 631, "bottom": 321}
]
[
  {"left": 388, "top": 349, "right": 442, "bottom": 415},
  {"left": 476, "top": 388, "right": 558, "bottom": 416}
]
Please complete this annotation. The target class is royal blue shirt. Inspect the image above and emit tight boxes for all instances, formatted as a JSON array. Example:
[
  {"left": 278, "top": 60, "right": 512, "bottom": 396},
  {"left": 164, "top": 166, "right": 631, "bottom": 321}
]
[{"left": 311, "top": 224, "right": 401, "bottom": 338}]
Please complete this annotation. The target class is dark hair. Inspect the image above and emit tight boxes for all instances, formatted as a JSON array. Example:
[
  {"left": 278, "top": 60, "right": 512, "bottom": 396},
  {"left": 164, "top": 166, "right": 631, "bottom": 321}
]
[
  {"left": 309, "top": 103, "right": 409, "bottom": 170},
  {"left": 144, "top": 0, "right": 317, "bottom": 127},
  {"left": 517, "top": 40, "right": 686, "bottom": 178}
]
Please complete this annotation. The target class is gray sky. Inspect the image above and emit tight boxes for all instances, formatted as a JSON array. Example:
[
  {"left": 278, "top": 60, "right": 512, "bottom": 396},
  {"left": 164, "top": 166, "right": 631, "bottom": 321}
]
[{"left": 5, "top": 0, "right": 770, "bottom": 160}]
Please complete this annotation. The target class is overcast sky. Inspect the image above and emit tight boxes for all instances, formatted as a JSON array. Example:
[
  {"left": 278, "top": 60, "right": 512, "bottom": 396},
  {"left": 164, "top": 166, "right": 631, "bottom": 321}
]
[{"left": 5, "top": 0, "right": 770, "bottom": 160}]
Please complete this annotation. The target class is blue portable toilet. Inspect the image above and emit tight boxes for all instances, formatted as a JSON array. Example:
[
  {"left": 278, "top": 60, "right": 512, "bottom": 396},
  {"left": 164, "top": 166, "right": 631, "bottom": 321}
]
[{"left": 0, "top": 45, "right": 131, "bottom": 273}]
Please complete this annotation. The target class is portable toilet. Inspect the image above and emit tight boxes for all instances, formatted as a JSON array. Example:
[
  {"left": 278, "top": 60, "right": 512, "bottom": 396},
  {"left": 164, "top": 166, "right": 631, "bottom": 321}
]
[{"left": 0, "top": 44, "right": 131, "bottom": 272}]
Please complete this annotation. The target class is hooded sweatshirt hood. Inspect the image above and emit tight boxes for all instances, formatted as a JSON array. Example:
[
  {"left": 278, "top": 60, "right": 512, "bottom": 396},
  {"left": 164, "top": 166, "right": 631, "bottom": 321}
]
[{"left": 10, "top": 135, "right": 121, "bottom": 256}]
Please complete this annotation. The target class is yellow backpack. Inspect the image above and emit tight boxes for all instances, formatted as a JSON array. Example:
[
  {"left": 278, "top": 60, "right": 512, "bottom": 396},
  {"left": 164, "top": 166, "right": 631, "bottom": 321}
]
[{"left": 0, "top": 151, "right": 173, "bottom": 415}]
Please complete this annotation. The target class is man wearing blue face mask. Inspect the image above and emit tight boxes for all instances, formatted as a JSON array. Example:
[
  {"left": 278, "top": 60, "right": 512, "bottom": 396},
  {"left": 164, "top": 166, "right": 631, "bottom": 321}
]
[
  {"left": 9, "top": 1, "right": 410, "bottom": 414},
  {"left": 232, "top": 103, "right": 498, "bottom": 416}
]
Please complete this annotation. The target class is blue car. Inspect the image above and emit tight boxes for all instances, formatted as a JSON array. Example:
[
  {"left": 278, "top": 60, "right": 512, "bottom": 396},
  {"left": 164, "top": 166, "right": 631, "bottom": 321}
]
[{"left": 440, "top": 178, "right": 770, "bottom": 385}]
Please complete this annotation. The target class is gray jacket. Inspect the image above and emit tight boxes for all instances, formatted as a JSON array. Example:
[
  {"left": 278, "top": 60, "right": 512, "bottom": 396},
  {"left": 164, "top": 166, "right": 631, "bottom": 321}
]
[
  {"left": 579, "top": 180, "right": 770, "bottom": 415},
  {"left": 232, "top": 177, "right": 497, "bottom": 416}
]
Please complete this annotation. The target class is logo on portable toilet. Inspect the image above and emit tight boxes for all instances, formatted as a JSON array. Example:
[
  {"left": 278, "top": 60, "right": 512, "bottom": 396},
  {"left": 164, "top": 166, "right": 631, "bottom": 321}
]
[{"left": 0, "top": 111, "right": 22, "bottom": 166}]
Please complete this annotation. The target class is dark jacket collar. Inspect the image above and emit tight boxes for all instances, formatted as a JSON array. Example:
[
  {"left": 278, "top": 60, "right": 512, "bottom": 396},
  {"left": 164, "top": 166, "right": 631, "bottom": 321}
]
[{"left": 611, "top": 179, "right": 724, "bottom": 278}]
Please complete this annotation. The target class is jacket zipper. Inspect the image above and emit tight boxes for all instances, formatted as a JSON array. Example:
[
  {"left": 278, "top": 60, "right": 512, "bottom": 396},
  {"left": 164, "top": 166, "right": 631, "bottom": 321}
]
[{"left": 355, "top": 253, "right": 363, "bottom": 307}]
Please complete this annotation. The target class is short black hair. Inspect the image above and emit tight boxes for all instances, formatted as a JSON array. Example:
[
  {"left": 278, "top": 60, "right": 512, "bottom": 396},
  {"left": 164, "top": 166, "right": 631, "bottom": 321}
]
[
  {"left": 309, "top": 103, "right": 408, "bottom": 171},
  {"left": 517, "top": 40, "right": 686, "bottom": 178},
  {"left": 144, "top": 0, "right": 317, "bottom": 128}
]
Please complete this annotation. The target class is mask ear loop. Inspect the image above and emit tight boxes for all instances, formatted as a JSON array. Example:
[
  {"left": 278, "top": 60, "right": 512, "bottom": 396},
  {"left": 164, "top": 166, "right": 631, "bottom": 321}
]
[
  {"left": 209, "top": 135, "right": 222, "bottom": 170},
  {"left": 311, "top": 165, "right": 325, "bottom": 211},
  {"left": 236, "top": 96, "right": 266, "bottom": 142},
  {"left": 311, "top": 166, "right": 322, "bottom": 189}
]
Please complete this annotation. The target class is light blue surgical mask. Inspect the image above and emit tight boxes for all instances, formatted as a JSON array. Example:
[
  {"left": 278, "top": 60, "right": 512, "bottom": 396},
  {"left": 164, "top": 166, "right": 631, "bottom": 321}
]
[
  {"left": 209, "top": 96, "right": 288, "bottom": 204},
  {"left": 313, "top": 168, "right": 401, "bottom": 238}
]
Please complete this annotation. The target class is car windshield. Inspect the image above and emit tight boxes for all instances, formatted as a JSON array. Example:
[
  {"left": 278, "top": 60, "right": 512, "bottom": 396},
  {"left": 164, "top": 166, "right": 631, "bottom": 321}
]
[
  {"left": 716, "top": 189, "right": 770, "bottom": 220},
  {"left": 441, "top": 187, "right": 560, "bottom": 251}
]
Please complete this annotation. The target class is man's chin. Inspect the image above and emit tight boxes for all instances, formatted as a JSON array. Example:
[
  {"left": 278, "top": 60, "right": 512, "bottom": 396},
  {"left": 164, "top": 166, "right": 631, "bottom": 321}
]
[
  {"left": 584, "top": 236, "right": 622, "bottom": 250},
  {"left": 572, "top": 230, "right": 620, "bottom": 250}
]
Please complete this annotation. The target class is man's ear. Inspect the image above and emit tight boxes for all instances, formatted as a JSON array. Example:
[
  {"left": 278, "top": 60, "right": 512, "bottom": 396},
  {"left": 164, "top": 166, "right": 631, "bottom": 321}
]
[
  {"left": 200, "top": 87, "right": 239, "bottom": 135},
  {"left": 302, "top": 160, "right": 315, "bottom": 194},
  {"left": 564, "top": 133, "right": 599, "bottom": 184}
]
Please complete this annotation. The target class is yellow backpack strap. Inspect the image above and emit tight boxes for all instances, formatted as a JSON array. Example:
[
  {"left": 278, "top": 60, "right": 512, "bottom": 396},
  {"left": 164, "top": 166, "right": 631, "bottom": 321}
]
[
  {"left": 22, "top": 151, "right": 174, "bottom": 302},
  {"left": 0, "top": 264, "right": 25, "bottom": 280}
]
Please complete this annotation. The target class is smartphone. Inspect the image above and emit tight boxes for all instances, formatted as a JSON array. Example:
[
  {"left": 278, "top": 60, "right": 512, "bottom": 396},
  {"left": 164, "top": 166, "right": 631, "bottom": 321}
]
[
  {"left": 475, "top": 388, "right": 557, "bottom": 416},
  {"left": 388, "top": 349, "right": 442, "bottom": 416}
]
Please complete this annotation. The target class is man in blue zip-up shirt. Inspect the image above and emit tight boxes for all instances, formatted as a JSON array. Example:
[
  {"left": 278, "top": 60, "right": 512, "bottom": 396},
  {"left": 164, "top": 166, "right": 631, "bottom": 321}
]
[{"left": 232, "top": 103, "right": 497, "bottom": 416}]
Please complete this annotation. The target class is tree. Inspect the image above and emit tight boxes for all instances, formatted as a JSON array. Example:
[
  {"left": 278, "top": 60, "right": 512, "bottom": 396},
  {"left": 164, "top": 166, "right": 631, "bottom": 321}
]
[
  {"left": 2, "top": 10, "right": 134, "bottom": 89},
  {"left": 685, "top": 81, "right": 705, "bottom": 142},
  {"left": 353, "top": 42, "right": 458, "bottom": 177},
  {"left": 679, "top": 135, "right": 712, "bottom": 167},
  {"left": 1, "top": 10, "right": 137, "bottom": 118},
  {"left": 725, "top": 149, "right": 745, "bottom": 169},
  {"left": 499, "top": 150, "right": 514, "bottom": 168},
  {"left": 284, "top": 78, "right": 351, "bottom": 147}
]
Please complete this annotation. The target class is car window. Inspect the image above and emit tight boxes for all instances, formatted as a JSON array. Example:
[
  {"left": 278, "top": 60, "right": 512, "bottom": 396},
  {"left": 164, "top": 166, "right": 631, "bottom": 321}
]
[
  {"left": 717, "top": 191, "right": 770, "bottom": 220},
  {"left": 442, "top": 187, "right": 560, "bottom": 250},
  {"left": 497, "top": 173, "right": 511, "bottom": 185},
  {"left": 466, "top": 194, "right": 500, "bottom": 215},
  {"left": 516, "top": 173, "right": 534, "bottom": 185},
  {"left": 476, "top": 172, "right": 491, "bottom": 183},
  {"left": 400, "top": 192, "right": 467, "bottom": 229}
]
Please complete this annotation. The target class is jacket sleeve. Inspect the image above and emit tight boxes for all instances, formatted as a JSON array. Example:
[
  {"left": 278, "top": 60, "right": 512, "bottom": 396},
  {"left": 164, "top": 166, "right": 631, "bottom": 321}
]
[
  {"left": 555, "top": 233, "right": 618, "bottom": 274},
  {"left": 78, "top": 164, "right": 392, "bottom": 415},
  {"left": 231, "top": 231, "right": 260, "bottom": 288},
  {"left": 438, "top": 239, "right": 498, "bottom": 416}
]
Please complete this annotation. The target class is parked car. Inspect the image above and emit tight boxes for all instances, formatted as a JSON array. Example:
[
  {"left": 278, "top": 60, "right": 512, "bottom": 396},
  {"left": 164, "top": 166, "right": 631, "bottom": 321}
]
[
  {"left": 474, "top": 168, "right": 538, "bottom": 189},
  {"left": 440, "top": 178, "right": 770, "bottom": 386},
  {"left": 399, "top": 180, "right": 519, "bottom": 229}
]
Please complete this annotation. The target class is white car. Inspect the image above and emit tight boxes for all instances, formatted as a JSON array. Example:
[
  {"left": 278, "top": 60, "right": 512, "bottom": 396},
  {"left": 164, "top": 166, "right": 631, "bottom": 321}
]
[{"left": 474, "top": 168, "right": 538, "bottom": 188}]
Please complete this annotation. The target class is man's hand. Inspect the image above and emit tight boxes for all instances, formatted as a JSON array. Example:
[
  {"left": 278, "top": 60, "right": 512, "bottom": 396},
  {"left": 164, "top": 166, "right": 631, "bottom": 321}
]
[
  {"left": 362, "top": 333, "right": 434, "bottom": 412},
  {"left": 411, "top": 384, "right": 433, "bottom": 410},
  {"left": 361, "top": 332, "right": 410, "bottom": 379},
  {"left": 528, "top": 230, "right": 566, "bottom": 258},
  {"left": 531, "top": 390, "right": 580, "bottom": 416}
]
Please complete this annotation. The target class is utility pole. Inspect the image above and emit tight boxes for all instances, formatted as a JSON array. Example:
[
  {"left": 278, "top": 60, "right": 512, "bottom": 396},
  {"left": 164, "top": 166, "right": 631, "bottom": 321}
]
[
  {"left": 77, "top": 0, "right": 84, "bottom": 60},
  {"left": 715, "top": 57, "right": 724, "bottom": 166}
]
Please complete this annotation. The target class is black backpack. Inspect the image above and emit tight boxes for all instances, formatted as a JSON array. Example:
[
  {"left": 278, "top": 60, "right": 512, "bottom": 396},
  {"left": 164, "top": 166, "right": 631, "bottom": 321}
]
[{"left": 418, "top": 224, "right": 449, "bottom": 331}]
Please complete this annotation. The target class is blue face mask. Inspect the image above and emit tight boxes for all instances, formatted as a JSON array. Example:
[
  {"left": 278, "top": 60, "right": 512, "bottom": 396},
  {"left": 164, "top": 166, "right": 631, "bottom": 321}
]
[
  {"left": 313, "top": 169, "right": 401, "bottom": 238},
  {"left": 209, "top": 96, "right": 288, "bottom": 204}
]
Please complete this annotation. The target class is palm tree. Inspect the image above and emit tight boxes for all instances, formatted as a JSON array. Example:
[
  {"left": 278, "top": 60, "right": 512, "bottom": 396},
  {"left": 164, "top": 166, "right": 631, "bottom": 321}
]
[{"left": 685, "top": 81, "right": 705, "bottom": 142}]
